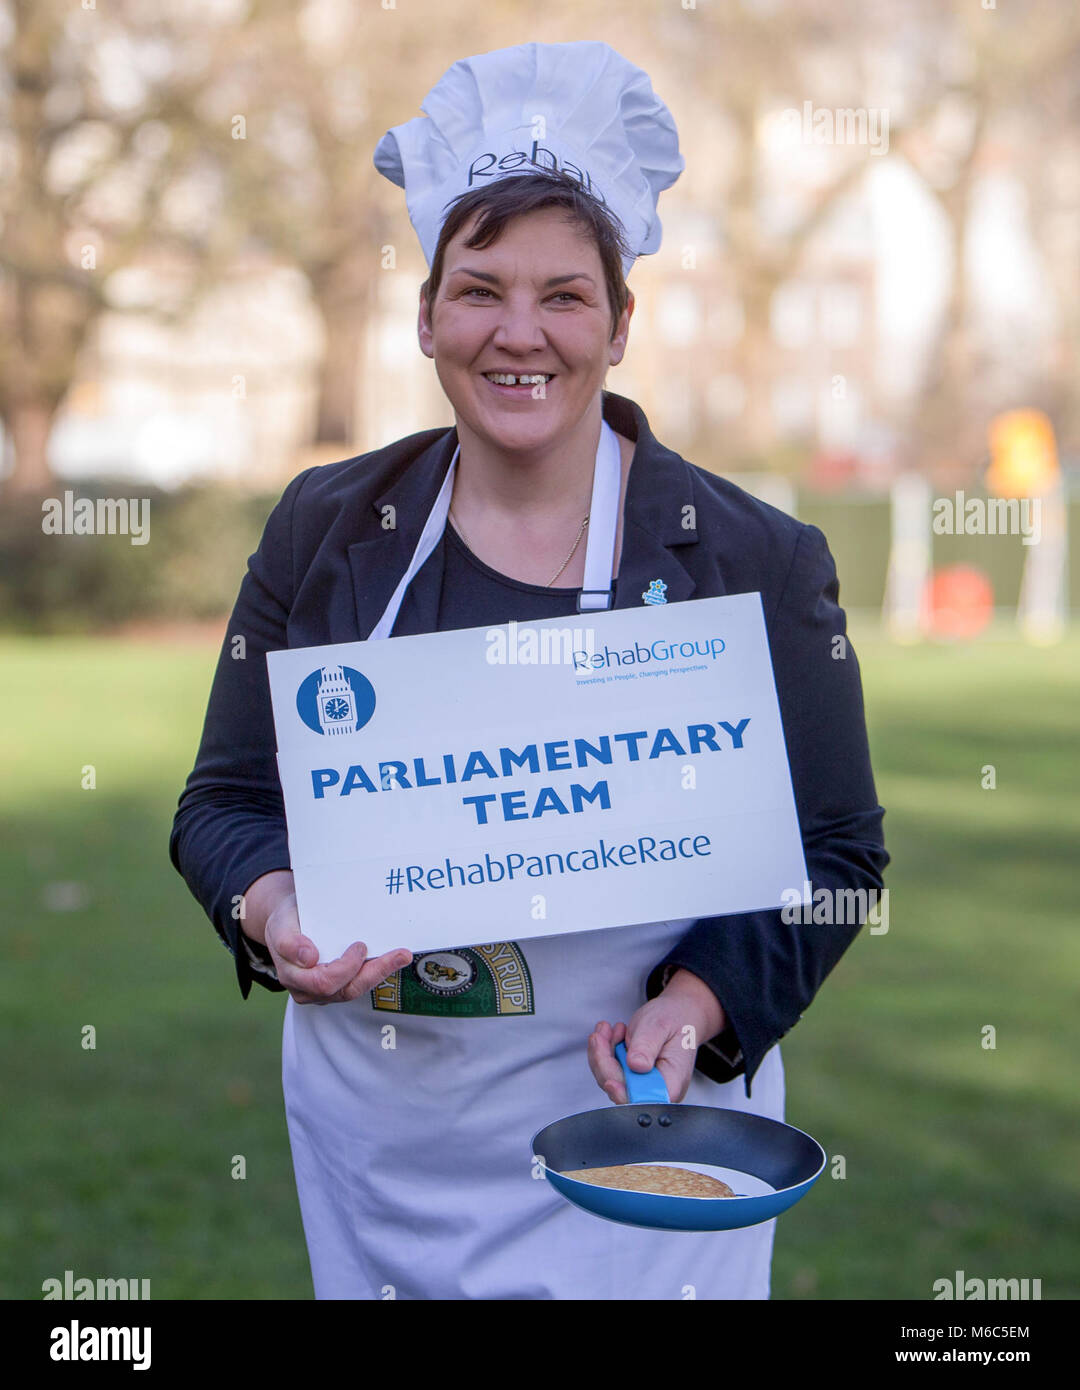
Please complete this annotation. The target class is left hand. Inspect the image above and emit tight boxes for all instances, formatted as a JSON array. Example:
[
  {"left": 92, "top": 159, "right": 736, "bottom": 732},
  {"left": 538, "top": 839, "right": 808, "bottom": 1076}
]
[{"left": 587, "top": 969, "right": 727, "bottom": 1105}]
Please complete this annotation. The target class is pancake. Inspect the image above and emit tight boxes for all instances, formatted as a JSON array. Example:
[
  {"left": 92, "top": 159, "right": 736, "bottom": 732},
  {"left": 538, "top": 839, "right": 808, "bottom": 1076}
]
[{"left": 560, "top": 1163, "right": 736, "bottom": 1198}]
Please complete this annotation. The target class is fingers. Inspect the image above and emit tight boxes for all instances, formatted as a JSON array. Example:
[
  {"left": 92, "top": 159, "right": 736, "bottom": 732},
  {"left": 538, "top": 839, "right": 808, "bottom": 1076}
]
[
  {"left": 334, "top": 948, "right": 413, "bottom": 1003},
  {"left": 281, "top": 942, "right": 413, "bottom": 1006},
  {"left": 587, "top": 1019, "right": 629, "bottom": 1104},
  {"left": 587, "top": 1017, "right": 689, "bottom": 1105},
  {"left": 275, "top": 938, "right": 365, "bottom": 998}
]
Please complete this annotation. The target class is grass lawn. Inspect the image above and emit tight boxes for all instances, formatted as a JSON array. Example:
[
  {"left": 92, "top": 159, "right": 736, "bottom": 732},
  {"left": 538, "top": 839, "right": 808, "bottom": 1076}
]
[{"left": 1, "top": 623, "right": 1077, "bottom": 1299}]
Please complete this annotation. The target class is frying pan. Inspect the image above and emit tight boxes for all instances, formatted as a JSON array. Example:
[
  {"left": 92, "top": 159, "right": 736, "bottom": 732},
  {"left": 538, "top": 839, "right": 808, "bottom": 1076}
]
[{"left": 532, "top": 1042, "right": 826, "bottom": 1232}]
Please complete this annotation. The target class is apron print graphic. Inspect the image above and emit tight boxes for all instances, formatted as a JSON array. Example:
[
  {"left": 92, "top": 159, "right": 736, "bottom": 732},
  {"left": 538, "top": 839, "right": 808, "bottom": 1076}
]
[{"left": 371, "top": 941, "right": 534, "bottom": 1016}]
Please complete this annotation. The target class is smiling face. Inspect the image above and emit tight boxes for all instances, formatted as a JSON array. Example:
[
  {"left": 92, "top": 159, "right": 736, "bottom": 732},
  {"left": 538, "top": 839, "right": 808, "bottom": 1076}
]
[{"left": 417, "top": 205, "right": 633, "bottom": 459}]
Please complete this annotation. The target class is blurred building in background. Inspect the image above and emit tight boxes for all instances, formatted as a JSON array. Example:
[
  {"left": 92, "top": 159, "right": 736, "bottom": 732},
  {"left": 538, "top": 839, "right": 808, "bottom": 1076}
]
[
  {"left": 27, "top": 101, "right": 1070, "bottom": 499},
  {"left": 1, "top": 0, "right": 1076, "bottom": 630}
]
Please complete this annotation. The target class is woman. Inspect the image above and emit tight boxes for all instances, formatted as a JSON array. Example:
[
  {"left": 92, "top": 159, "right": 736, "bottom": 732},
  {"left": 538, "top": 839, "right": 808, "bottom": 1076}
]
[{"left": 169, "top": 41, "right": 889, "bottom": 1299}]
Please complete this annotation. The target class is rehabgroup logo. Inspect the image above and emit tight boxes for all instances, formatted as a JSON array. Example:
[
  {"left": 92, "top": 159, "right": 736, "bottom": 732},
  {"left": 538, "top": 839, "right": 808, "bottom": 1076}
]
[
  {"left": 572, "top": 636, "right": 726, "bottom": 671},
  {"left": 296, "top": 665, "right": 376, "bottom": 737}
]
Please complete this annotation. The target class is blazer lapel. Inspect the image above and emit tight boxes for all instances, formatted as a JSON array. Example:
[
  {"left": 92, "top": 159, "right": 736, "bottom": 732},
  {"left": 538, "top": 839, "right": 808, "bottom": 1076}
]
[
  {"left": 604, "top": 391, "right": 720, "bottom": 612},
  {"left": 612, "top": 517, "right": 698, "bottom": 610},
  {"left": 347, "top": 428, "right": 457, "bottom": 640}
]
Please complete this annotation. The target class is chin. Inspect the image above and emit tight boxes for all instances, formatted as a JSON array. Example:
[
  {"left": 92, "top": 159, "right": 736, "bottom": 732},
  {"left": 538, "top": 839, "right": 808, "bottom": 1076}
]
[
  {"left": 480, "top": 424, "right": 559, "bottom": 456},
  {"left": 467, "top": 403, "right": 566, "bottom": 452}
]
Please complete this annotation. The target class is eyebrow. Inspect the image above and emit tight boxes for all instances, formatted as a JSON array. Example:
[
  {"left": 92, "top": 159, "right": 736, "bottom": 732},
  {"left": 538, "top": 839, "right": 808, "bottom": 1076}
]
[{"left": 446, "top": 267, "right": 596, "bottom": 289}]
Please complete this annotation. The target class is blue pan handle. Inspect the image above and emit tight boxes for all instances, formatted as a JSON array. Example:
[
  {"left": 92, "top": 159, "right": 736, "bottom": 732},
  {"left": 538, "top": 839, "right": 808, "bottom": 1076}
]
[{"left": 614, "top": 1040, "right": 670, "bottom": 1105}]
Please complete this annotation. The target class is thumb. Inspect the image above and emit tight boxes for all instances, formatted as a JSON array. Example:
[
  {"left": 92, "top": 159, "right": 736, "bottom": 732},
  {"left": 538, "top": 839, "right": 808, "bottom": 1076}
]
[
  {"left": 624, "top": 1019, "right": 668, "bottom": 1073},
  {"left": 624, "top": 1021, "right": 680, "bottom": 1103},
  {"left": 268, "top": 919, "right": 317, "bottom": 968}
]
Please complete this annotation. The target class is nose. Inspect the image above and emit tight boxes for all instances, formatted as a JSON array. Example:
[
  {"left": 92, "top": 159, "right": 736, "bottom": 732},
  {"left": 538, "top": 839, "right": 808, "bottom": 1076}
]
[{"left": 490, "top": 291, "right": 548, "bottom": 354}]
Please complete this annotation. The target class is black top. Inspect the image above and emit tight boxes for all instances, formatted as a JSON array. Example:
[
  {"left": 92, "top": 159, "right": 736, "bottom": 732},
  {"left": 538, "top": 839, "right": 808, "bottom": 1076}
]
[{"left": 436, "top": 519, "right": 584, "bottom": 629}]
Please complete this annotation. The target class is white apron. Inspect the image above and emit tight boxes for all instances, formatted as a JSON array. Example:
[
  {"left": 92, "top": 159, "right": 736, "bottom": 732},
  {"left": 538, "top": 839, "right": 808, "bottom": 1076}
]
[{"left": 281, "top": 419, "right": 785, "bottom": 1299}]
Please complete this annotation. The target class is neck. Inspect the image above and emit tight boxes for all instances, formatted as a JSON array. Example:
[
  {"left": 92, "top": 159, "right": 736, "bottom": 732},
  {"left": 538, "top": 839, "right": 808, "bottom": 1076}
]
[{"left": 451, "top": 396, "right": 604, "bottom": 519}]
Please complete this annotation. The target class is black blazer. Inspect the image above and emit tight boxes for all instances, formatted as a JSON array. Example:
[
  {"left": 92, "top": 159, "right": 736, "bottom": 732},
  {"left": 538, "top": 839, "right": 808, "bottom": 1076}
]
[{"left": 169, "top": 389, "right": 889, "bottom": 1097}]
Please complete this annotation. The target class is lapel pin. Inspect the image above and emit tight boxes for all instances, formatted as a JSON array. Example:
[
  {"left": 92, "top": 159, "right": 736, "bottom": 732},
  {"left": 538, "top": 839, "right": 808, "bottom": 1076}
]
[{"left": 642, "top": 578, "right": 668, "bottom": 605}]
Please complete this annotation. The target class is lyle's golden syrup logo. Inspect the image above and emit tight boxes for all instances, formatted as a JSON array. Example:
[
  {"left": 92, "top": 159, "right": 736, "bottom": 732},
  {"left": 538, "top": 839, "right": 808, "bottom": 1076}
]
[
  {"left": 418, "top": 952, "right": 473, "bottom": 995},
  {"left": 372, "top": 943, "right": 534, "bottom": 1016}
]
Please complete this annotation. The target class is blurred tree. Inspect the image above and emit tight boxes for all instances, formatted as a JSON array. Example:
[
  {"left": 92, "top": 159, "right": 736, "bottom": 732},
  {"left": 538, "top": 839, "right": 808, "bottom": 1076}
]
[
  {"left": 637, "top": 0, "right": 962, "bottom": 466},
  {"left": 898, "top": 0, "right": 1080, "bottom": 481},
  {"left": 175, "top": 0, "right": 465, "bottom": 456},
  {"left": 0, "top": 0, "right": 249, "bottom": 494},
  {"left": 181, "top": 0, "right": 605, "bottom": 459},
  {"left": 644, "top": 0, "right": 1080, "bottom": 478},
  {"left": 3, "top": 0, "right": 1077, "bottom": 500},
  {"left": 0, "top": 0, "right": 591, "bottom": 492}
]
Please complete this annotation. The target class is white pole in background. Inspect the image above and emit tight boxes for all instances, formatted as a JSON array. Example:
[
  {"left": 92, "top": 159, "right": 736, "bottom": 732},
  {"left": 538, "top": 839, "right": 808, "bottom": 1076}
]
[
  {"left": 883, "top": 472, "right": 932, "bottom": 642},
  {"left": 1018, "top": 478, "right": 1068, "bottom": 645}
]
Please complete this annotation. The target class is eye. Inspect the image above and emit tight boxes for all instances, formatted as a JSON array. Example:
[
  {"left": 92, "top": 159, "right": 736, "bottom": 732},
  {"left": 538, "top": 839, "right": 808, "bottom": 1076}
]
[
  {"left": 462, "top": 286, "right": 495, "bottom": 299},
  {"left": 551, "top": 292, "right": 582, "bottom": 304}
]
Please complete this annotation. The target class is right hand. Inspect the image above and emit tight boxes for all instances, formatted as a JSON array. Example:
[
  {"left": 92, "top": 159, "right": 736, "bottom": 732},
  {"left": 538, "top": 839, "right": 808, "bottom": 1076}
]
[{"left": 264, "top": 889, "right": 412, "bottom": 1006}]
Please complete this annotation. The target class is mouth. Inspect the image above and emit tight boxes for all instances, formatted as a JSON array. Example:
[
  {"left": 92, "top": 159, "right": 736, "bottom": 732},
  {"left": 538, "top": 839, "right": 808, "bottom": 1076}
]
[{"left": 480, "top": 371, "right": 556, "bottom": 397}]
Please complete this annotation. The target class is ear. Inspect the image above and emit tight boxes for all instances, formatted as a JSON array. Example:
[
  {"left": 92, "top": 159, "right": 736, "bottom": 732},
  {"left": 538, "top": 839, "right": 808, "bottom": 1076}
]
[
  {"left": 418, "top": 286, "right": 434, "bottom": 360},
  {"left": 608, "top": 289, "right": 634, "bottom": 367}
]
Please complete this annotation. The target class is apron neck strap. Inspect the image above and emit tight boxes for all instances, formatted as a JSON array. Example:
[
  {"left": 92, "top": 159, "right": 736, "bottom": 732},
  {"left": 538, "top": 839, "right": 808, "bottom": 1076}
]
[
  {"left": 577, "top": 417, "right": 620, "bottom": 613},
  {"left": 369, "top": 416, "right": 622, "bottom": 641}
]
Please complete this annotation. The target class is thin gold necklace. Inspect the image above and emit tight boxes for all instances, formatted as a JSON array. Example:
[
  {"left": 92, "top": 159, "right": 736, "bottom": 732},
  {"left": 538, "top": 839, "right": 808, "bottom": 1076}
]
[{"left": 449, "top": 506, "right": 589, "bottom": 587}]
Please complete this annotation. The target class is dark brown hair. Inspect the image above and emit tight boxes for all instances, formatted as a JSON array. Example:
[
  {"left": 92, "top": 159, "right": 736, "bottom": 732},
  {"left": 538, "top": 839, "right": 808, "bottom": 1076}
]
[{"left": 421, "top": 168, "right": 633, "bottom": 340}]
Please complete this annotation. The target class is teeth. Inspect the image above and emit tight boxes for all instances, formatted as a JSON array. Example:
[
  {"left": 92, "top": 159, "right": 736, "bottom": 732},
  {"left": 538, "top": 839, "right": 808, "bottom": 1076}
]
[{"left": 483, "top": 372, "right": 552, "bottom": 385}]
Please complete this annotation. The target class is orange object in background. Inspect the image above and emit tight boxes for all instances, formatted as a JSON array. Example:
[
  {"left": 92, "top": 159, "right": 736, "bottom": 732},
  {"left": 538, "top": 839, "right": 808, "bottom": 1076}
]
[
  {"left": 925, "top": 564, "right": 994, "bottom": 639},
  {"left": 806, "top": 451, "right": 859, "bottom": 491},
  {"left": 985, "top": 409, "right": 1059, "bottom": 498}
]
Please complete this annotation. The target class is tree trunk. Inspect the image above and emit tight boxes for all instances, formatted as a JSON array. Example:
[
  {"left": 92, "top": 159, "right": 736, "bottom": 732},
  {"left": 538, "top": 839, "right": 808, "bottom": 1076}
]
[
  {"left": 311, "top": 263, "right": 379, "bottom": 449},
  {"left": 3, "top": 400, "right": 56, "bottom": 496},
  {"left": 312, "top": 307, "right": 359, "bottom": 446}
]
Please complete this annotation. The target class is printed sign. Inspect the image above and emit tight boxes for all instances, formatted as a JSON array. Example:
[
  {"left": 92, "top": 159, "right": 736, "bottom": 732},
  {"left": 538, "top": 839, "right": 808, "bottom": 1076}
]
[{"left": 266, "top": 592, "right": 808, "bottom": 961}]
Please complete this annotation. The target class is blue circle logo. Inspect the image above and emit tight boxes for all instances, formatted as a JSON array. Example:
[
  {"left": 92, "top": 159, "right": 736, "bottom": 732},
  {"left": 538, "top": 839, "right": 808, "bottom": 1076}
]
[{"left": 296, "top": 665, "right": 376, "bottom": 736}]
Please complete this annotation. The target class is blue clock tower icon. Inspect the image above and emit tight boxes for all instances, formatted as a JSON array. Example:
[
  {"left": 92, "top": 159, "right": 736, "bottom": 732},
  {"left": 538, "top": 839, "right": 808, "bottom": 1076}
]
[
  {"left": 296, "top": 664, "right": 376, "bottom": 735},
  {"left": 315, "top": 666, "right": 358, "bottom": 735}
]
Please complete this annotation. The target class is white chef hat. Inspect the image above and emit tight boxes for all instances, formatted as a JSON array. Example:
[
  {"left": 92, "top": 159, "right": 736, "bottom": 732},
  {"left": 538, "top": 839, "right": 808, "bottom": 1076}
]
[{"left": 373, "top": 40, "right": 684, "bottom": 278}]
